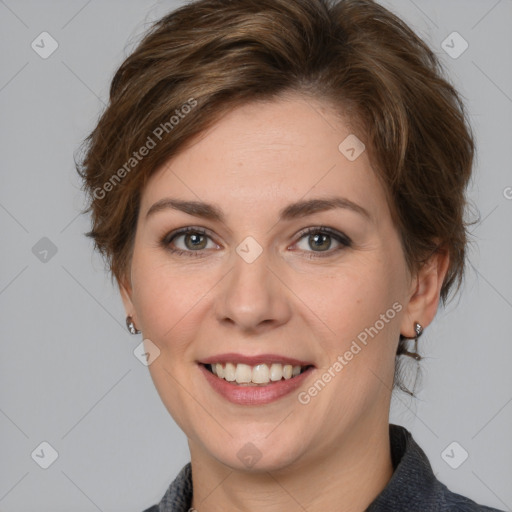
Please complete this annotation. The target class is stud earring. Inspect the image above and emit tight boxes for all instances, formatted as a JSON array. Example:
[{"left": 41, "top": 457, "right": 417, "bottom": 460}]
[
  {"left": 126, "top": 315, "right": 141, "bottom": 335},
  {"left": 413, "top": 322, "right": 423, "bottom": 338},
  {"left": 400, "top": 322, "right": 423, "bottom": 360}
]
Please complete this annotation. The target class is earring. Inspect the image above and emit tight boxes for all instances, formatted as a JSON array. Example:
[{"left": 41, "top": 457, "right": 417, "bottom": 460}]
[
  {"left": 126, "top": 315, "right": 141, "bottom": 335},
  {"left": 412, "top": 322, "right": 423, "bottom": 339},
  {"left": 401, "top": 322, "right": 423, "bottom": 360}
]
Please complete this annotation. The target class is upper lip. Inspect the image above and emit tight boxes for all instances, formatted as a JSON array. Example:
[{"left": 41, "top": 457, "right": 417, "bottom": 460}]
[{"left": 199, "top": 353, "right": 315, "bottom": 367}]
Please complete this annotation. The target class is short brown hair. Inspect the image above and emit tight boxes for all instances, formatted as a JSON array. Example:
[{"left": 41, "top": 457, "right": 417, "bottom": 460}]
[{"left": 76, "top": 0, "right": 475, "bottom": 393}]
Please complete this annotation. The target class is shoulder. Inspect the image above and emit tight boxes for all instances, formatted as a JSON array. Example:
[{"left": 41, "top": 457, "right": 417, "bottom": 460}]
[
  {"left": 436, "top": 481, "right": 504, "bottom": 511},
  {"left": 140, "top": 462, "right": 193, "bottom": 512},
  {"left": 366, "top": 425, "right": 505, "bottom": 512}
]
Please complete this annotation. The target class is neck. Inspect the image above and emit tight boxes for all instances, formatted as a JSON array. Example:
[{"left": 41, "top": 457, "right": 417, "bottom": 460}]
[{"left": 189, "top": 419, "right": 394, "bottom": 512}]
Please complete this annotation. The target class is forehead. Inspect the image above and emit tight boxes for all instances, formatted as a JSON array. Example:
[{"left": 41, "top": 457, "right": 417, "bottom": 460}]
[{"left": 140, "top": 95, "right": 386, "bottom": 222}]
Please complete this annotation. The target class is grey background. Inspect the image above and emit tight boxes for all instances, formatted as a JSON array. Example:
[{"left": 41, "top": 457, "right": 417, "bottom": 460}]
[{"left": 0, "top": 0, "right": 511, "bottom": 511}]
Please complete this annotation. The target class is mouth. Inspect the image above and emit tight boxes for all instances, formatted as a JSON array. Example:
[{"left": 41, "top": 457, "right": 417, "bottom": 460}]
[
  {"left": 201, "top": 362, "right": 314, "bottom": 386},
  {"left": 197, "top": 353, "right": 316, "bottom": 404}
]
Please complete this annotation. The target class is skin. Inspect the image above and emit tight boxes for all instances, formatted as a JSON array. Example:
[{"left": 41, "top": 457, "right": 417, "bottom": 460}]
[{"left": 120, "top": 93, "right": 449, "bottom": 512}]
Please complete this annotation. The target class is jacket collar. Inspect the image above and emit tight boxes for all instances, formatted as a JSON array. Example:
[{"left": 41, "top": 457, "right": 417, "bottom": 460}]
[{"left": 366, "top": 424, "right": 441, "bottom": 511}]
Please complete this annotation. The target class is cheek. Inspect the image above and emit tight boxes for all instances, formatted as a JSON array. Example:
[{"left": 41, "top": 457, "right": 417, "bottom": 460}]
[
  {"left": 311, "top": 261, "right": 402, "bottom": 346},
  {"left": 130, "top": 251, "right": 222, "bottom": 353},
  {"left": 130, "top": 256, "right": 184, "bottom": 337},
  {"left": 305, "top": 256, "right": 405, "bottom": 392},
  {"left": 312, "top": 275, "right": 402, "bottom": 422}
]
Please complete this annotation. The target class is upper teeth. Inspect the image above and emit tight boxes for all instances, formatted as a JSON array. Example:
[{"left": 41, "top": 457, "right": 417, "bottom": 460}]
[{"left": 210, "top": 363, "right": 304, "bottom": 385}]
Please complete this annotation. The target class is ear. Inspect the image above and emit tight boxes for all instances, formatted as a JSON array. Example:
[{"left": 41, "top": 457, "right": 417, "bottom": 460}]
[{"left": 400, "top": 246, "right": 450, "bottom": 338}]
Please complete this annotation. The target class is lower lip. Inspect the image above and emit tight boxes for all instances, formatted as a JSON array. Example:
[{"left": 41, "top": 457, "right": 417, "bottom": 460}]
[{"left": 199, "top": 364, "right": 314, "bottom": 405}]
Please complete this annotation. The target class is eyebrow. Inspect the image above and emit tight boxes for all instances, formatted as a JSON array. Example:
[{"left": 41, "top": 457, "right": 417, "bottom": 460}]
[{"left": 145, "top": 196, "right": 371, "bottom": 223}]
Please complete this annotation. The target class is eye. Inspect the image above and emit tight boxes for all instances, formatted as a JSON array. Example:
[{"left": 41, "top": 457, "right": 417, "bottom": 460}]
[
  {"left": 292, "top": 226, "right": 351, "bottom": 258},
  {"left": 161, "top": 227, "right": 218, "bottom": 257}
]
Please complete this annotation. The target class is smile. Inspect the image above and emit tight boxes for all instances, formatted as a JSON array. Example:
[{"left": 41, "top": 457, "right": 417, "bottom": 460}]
[
  {"left": 205, "top": 362, "right": 312, "bottom": 386},
  {"left": 198, "top": 362, "right": 315, "bottom": 405}
]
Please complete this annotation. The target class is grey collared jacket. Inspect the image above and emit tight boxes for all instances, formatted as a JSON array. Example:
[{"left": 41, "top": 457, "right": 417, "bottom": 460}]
[{"left": 142, "top": 424, "right": 505, "bottom": 511}]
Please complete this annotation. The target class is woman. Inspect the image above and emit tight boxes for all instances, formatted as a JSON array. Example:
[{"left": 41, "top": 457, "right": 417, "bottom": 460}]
[{"left": 77, "top": 0, "right": 504, "bottom": 510}]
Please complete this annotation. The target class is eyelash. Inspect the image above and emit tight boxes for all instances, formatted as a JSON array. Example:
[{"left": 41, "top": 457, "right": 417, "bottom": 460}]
[{"left": 160, "top": 226, "right": 352, "bottom": 259}]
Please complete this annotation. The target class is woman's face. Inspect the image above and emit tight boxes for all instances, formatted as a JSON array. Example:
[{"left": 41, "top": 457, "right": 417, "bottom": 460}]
[{"left": 121, "top": 94, "right": 424, "bottom": 471}]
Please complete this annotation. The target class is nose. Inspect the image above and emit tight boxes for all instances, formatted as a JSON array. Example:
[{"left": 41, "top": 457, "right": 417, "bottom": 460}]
[{"left": 214, "top": 244, "right": 292, "bottom": 334}]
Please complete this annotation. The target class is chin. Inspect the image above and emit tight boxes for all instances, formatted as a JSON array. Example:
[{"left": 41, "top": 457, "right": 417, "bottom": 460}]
[{"left": 202, "top": 433, "right": 308, "bottom": 474}]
